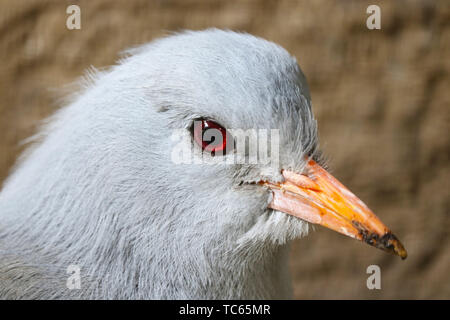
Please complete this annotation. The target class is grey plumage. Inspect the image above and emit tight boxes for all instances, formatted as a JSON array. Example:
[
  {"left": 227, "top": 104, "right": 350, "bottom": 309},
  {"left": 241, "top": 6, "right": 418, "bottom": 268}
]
[{"left": 0, "top": 29, "right": 319, "bottom": 299}]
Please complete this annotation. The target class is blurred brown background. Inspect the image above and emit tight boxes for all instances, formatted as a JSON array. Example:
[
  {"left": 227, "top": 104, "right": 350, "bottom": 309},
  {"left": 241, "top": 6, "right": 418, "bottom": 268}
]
[{"left": 0, "top": 0, "right": 448, "bottom": 299}]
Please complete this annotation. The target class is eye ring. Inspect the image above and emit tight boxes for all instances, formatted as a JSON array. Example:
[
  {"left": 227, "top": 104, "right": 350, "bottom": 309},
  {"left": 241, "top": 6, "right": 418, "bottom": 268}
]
[{"left": 192, "top": 119, "right": 230, "bottom": 155}]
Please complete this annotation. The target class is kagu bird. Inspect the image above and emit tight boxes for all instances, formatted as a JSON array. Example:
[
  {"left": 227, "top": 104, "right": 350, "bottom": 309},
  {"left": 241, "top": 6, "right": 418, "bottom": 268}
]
[{"left": 0, "top": 29, "right": 406, "bottom": 299}]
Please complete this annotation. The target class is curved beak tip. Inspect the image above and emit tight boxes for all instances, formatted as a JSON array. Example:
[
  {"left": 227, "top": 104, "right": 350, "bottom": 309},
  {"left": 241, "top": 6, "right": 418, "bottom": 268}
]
[
  {"left": 386, "top": 234, "right": 408, "bottom": 260},
  {"left": 359, "top": 230, "right": 408, "bottom": 259}
]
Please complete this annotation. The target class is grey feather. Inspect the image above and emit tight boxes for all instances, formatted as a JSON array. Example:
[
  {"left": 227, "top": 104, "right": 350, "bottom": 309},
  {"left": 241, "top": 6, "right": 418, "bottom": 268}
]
[{"left": 0, "top": 29, "right": 319, "bottom": 299}]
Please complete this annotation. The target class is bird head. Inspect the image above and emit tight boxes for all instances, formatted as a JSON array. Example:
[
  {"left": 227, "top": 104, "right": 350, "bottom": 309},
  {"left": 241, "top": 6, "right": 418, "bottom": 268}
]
[
  {"left": 79, "top": 29, "right": 403, "bottom": 260},
  {"left": 0, "top": 28, "right": 410, "bottom": 300},
  {"left": 12, "top": 29, "right": 405, "bottom": 267}
]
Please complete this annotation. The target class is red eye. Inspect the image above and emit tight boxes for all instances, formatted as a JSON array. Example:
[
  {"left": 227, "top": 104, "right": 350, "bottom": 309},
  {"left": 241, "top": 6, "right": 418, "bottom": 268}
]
[{"left": 193, "top": 119, "right": 228, "bottom": 154}]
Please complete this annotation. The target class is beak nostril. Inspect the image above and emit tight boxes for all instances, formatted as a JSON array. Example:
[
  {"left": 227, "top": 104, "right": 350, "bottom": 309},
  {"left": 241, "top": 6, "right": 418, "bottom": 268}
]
[{"left": 282, "top": 170, "right": 321, "bottom": 191}]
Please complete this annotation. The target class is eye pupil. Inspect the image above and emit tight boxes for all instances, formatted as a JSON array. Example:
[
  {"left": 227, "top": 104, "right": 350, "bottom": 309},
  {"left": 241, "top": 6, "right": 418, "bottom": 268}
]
[{"left": 193, "top": 120, "right": 227, "bottom": 154}]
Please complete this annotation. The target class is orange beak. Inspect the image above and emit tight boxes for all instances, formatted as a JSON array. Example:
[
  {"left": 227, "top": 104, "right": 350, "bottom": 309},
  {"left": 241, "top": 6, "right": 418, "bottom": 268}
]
[{"left": 262, "top": 159, "right": 407, "bottom": 259}]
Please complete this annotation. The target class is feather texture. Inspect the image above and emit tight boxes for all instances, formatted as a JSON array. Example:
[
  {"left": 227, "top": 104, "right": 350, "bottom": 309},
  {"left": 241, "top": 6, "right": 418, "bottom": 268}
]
[{"left": 0, "top": 29, "right": 318, "bottom": 299}]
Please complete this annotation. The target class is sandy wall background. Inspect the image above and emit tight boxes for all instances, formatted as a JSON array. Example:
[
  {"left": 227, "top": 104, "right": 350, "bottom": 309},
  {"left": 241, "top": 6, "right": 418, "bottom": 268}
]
[{"left": 0, "top": 0, "right": 448, "bottom": 299}]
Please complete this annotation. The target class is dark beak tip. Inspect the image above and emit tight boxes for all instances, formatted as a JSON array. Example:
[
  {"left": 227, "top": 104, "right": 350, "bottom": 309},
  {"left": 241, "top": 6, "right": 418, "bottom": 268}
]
[
  {"left": 387, "top": 234, "right": 408, "bottom": 260},
  {"left": 364, "top": 231, "right": 408, "bottom": 260}
]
